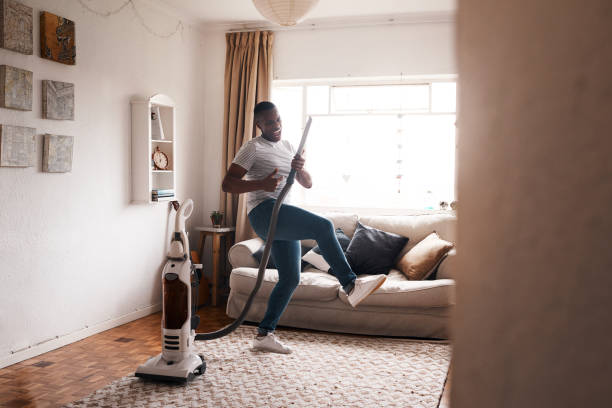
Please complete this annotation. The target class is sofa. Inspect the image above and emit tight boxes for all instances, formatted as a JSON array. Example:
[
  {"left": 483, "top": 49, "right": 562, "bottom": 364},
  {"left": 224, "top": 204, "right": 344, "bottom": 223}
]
[{"left": 226, "top": 211, "right": 457, "bottom": 339}]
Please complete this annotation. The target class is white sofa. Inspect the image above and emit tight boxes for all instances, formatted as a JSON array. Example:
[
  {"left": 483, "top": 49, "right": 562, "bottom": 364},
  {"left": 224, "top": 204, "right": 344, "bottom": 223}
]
[{"left": 226, "top": 212, "right": 457, "bottom": 339}]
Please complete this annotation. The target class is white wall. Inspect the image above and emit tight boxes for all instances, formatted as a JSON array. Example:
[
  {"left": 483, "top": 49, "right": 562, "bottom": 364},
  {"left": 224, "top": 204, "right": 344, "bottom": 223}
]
[
  {"left": 274, "top": 21, "right": 456, "bottom": 79},
  {"left": 452, "top": 1, "right": 612, "bottom": 406},
  {"left": 0, "top": 0, "right": 206, "bottom": 367}
]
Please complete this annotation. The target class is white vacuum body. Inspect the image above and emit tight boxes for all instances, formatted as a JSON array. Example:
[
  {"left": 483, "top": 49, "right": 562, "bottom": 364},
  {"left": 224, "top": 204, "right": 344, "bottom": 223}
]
[{"left": 135, "top": 199, "right": 206, "bottom": 382}]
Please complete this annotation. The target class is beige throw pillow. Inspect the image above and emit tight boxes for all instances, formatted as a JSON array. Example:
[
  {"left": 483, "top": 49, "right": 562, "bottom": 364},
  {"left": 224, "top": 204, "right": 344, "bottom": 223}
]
[{"left": 396, "top": 232, "right": 454, "bottom": 280}]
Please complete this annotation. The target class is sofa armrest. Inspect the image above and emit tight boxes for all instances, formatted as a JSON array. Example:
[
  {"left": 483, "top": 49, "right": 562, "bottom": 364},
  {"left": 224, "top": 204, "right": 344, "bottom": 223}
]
[
  {"left": 436, "top": 249, "right": 457, "bottom": 280},
  {"left": 228, "top": 237, "right": 264, "bottom": 268}
]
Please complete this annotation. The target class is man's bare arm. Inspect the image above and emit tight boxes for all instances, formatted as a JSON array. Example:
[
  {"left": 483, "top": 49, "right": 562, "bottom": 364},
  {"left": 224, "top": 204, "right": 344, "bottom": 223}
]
[
  {"left": 296, "top": 169, "right": 312, "bottom": 189},
  {"left": 291, "top": 154, "right": 312, "bottom": 189},
  {"left": 222, "top": 163, "right": 283, "bottom": 193}
]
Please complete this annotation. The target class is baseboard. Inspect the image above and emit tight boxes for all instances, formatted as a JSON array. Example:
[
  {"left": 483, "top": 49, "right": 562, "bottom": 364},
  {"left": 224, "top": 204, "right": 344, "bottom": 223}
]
[{"left": 0, "top": 303, "right": 162, "bottom": 369}]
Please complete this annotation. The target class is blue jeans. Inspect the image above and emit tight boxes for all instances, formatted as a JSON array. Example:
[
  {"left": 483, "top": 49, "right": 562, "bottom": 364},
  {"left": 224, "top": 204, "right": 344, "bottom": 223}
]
[{"left": 248, "top": 199, "right": 357, "bottom": 335}]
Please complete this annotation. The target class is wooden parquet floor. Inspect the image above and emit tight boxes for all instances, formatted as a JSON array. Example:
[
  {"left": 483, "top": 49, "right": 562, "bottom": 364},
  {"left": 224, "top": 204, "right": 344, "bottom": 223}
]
[
  {"left": 0, "top": 302, "right": 451, "bottom": 408},
  {"left": 0, "top": 305, "right": 233, "bottom": 408}
]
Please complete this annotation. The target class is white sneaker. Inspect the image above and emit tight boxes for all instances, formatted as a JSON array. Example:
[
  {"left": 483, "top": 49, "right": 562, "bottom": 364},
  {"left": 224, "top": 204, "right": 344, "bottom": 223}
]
[
  {"left": 346, "top": 275, "right": 387, "bottom": 308},
  {"left": 252, "top": 333, "right": 292, "bottom": 354}
]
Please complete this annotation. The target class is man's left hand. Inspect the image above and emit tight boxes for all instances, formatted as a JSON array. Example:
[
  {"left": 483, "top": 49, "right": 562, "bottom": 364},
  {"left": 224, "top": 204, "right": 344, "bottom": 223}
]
[{"left": 291, "top": 154, "right": 305, "bottom": 172}]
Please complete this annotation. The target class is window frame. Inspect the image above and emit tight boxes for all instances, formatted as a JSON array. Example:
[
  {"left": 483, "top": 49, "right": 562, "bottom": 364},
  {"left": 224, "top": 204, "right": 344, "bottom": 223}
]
[{"left": 272, "top": 75, "right": 458, "bottom": 215}]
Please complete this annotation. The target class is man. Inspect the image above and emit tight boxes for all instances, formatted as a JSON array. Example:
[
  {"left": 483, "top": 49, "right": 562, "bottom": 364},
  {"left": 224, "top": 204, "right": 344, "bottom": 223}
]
[{"left": 222, "top": 101, "right": 386, "bottom": 354}]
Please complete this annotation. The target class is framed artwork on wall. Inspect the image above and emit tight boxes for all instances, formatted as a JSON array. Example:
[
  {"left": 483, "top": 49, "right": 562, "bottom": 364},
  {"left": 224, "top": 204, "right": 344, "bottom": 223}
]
[
  {"left": 0, "top": 124, "right": 36, "bottom": 167},
  {"left": 42, "top": 80, "right": 74, "bottom": 120},
  {"left": 0, "top": 0, "right": 33, "bottom": 55},
  {"left": 0, "top": 64, "right": 33, "bottom": 111},
  {"left": 43, "top": 134, "right": 73, "bottom": 173},
  {"left": 40, "top": 10, "right": 75, "bottom": 65}
]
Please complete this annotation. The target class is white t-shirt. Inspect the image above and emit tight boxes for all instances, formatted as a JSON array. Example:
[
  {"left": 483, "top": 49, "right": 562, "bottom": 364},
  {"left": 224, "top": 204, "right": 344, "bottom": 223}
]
[{"left": 232, "top": 136, "right": 296, "bottom": 214}]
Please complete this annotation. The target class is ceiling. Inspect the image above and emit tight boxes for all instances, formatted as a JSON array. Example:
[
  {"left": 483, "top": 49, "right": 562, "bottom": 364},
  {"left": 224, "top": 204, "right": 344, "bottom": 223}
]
[{"left": 158, "top": 0, "right": 456, "bottom": 27}]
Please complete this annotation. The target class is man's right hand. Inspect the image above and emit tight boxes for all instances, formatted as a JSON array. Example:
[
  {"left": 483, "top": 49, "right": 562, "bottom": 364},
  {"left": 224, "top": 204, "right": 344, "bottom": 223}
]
[{"left": 261, "top": 168, "right": 283, "bottom": 192}]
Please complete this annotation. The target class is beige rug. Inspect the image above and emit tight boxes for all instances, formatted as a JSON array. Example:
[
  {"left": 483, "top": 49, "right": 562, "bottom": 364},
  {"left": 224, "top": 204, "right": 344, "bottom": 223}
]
[{"left": 66, "top": 327, "right": 451, "bottom": 408}]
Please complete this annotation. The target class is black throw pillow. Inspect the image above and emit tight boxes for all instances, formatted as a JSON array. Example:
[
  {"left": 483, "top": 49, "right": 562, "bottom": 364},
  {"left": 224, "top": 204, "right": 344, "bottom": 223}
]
[
  {"left": 252, "top": 244, "right": 309, "bottom": 270},
  {"left": 345, "top": 222, "right": 409, "bottom": 275}
]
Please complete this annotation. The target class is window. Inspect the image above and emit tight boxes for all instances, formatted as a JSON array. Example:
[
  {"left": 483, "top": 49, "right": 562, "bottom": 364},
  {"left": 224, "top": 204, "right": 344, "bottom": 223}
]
[{"left": 271, "top": 79, "right": 456, "bottom": 212}]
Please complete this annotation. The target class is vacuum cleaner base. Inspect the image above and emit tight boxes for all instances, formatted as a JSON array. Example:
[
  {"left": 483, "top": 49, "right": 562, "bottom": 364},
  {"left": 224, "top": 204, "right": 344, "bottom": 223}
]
[{"left": 135, "top": 353, "right": 205, "bottom": 383}]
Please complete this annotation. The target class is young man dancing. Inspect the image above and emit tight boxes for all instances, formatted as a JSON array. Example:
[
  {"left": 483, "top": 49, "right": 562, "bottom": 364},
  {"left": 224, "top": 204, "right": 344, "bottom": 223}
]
[{"left": 222, "top": 101, "right": 386, "bottom": 354}]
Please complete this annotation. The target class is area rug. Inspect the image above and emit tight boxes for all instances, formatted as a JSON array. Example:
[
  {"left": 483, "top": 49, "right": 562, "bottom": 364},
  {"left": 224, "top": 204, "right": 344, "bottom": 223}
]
[{"left": 65, "top": 327, "right": 451, "bottom": 408}]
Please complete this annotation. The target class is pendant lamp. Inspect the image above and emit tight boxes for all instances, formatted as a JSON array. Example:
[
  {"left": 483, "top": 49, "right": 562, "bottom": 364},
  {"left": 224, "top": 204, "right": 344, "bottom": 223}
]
[{"left": 252, "top": 0, "right": 320, "bottom": 26}]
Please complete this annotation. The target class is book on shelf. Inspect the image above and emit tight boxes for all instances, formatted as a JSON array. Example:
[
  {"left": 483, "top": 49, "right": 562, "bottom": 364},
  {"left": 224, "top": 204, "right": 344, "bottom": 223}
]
[
  {"left": 152, "top": 189, "right": 174, "bottom": 195},
  {"left": 152, "top": 194, "right": 174, "bottom": 201},
  {"left": 152, "top": 189, "right": 175, "bottom": 201}
]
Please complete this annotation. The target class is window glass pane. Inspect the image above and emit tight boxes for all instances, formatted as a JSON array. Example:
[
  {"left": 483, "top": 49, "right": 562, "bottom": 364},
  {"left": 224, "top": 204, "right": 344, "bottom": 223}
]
[
  {"left": 272, "top": 81, "right": 456, "bottom": 211},
  {"left": 431, "top": 82, "right": 457, "bottom": 113},
  {"left": 332, "top": 85, "right": 429, "bottom": 113},
  {"left": 271, "top": 86, "right": 303, "bottom": 148},
  {"left": 400, "top": 114, "right": 456, "bottom": 208},
  {"left": 296, "top": 114, "right": 455, "bottom": 209},
  {"left": 306, "top": 86, "right": 329, "bottom": 114}
]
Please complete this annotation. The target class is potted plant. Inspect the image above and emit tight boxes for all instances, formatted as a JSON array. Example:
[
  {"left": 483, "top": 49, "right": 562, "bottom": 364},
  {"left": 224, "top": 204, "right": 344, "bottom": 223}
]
[{"left": 210, "top": 211, "right": 224, "bottom": 228}]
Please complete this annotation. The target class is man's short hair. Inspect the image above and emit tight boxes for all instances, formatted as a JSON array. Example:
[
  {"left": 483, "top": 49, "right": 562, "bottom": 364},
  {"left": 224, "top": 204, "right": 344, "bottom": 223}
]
[{"left": 254, "top": 101, "right": 276, "bottom": 120}]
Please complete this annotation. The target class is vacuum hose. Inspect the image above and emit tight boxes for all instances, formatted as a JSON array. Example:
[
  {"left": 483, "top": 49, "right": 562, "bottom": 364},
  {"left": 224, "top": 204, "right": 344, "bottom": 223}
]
[{"left": 195, "top": 117, "right": 312, "bottom": 341}]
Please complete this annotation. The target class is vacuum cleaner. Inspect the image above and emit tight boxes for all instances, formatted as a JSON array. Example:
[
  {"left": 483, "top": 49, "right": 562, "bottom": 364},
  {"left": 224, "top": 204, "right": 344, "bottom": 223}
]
[{"left": 135, "top": 117, "right": 313, "bottom": 382}]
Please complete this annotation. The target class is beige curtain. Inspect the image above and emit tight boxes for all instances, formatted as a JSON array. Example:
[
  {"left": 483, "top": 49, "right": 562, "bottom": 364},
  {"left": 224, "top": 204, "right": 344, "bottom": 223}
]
[{"left": 220, "top": 31, "right": 274, "bottom": 243}]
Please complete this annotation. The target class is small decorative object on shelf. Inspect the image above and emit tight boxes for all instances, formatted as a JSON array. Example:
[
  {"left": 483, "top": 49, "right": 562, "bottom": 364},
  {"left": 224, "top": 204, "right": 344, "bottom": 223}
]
[
  {"left": 450, "top": 201, "right": 458, "bottom": 211},
  {"left": 151, "top": 105, "right": 165, "bottom": 140},
  {"left": 210, "top": 211, "right": 223, "bottom": 228},
  {"left": 439, "top": 201, "right": 449, "bottom": 210},
  {"left": 152, "top": 146, "right": 168, "bottom": 170}
]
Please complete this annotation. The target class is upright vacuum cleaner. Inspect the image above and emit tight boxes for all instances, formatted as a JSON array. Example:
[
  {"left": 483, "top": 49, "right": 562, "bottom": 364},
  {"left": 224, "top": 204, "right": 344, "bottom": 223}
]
[{"left": 135, "top": 117, "right": 313, "bottom": 382}]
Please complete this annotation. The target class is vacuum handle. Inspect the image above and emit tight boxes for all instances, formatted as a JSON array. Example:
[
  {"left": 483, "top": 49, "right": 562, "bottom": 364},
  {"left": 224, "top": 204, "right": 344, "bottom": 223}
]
[{"left": 286, "top": 116, "right": 312, "bottom": 186}]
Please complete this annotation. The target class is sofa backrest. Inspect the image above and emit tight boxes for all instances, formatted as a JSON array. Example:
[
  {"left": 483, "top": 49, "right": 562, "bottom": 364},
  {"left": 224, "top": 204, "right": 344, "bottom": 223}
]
[
  {"left": 302, "top": 211, "right": 457, "bottom": 256},
  {"left": 229, "top": 211, "right": 457, "bottom": 269},
  {"left": 359, "top": 213, "right": 456, "bottom": 258}
]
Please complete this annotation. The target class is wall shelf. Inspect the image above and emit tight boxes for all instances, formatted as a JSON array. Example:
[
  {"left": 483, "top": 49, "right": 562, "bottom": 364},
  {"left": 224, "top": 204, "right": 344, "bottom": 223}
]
[{"left": 131, "top": 93, "right": 176, "bottom": 203}]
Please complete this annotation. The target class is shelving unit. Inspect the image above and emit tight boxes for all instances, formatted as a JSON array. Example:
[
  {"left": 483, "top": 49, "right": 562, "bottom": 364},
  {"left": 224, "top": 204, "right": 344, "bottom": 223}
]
[{"left": 131, "top": 94, "right": 176, "bottom": 203}]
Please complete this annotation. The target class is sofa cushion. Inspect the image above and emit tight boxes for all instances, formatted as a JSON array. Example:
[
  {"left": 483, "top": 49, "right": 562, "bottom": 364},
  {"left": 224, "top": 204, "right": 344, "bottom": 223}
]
[
  {"left": 229, "top": 266, "right": 341, "bottom": 301},
  {"left": 397, "top": 232, "right": 455, "bottom": 280},
  {"left": 345, "top": 222, "right": 409, "bottom": 275},
  {"left": 338, "top": 270, "right": 455, "bottom": 308}
]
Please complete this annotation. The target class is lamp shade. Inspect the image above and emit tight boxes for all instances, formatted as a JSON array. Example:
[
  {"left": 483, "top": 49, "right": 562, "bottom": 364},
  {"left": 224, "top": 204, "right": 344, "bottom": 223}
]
[{"left": 252, "top": 0, "right": 320, "bottom": 26}]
